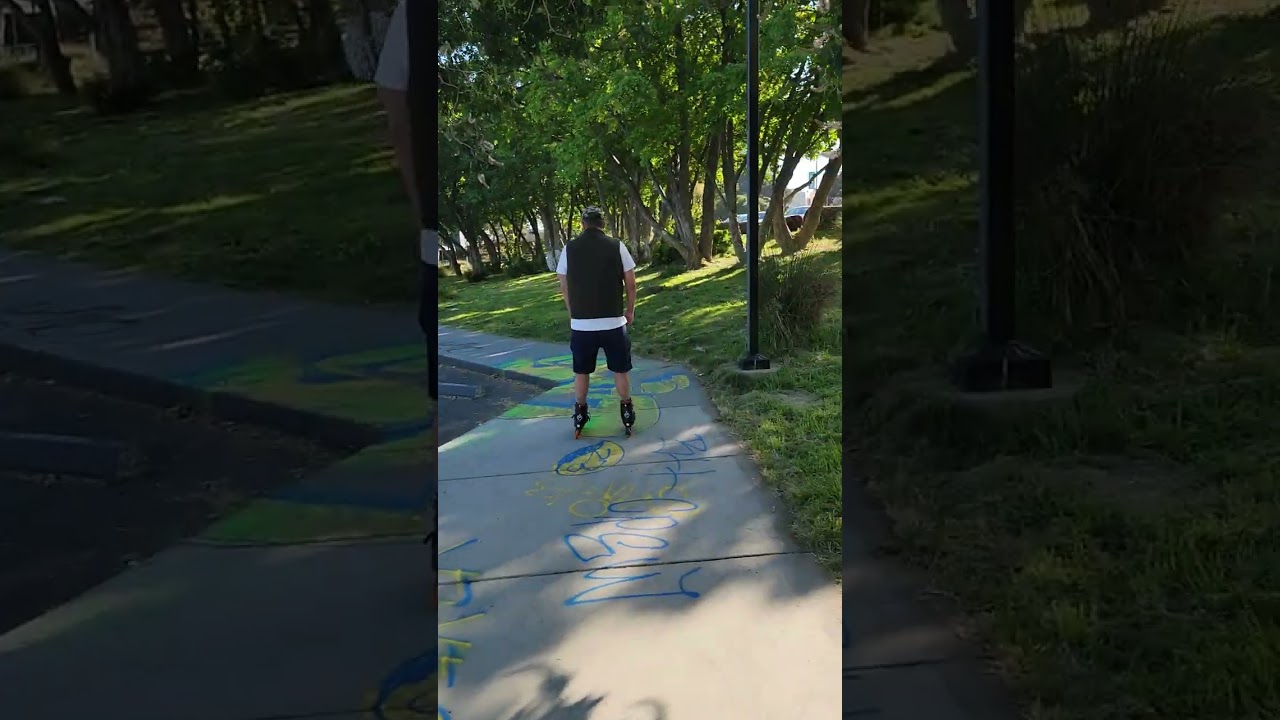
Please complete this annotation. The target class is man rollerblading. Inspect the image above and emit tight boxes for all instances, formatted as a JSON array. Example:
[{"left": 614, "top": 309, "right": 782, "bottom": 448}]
[{"left": 557, "top": 206, "right": 639, "bottom": 439}]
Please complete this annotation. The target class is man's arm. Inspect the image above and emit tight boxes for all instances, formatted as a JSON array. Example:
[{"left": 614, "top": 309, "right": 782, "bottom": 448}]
[
  {"left": 624, "top": 270, "right": 637, "bottom": 325},
  {"left": 374, "top": 1, "right": 419, "bottom": 224},
  {"left": 378, "top": 89, "right": 420, "bottom": 224},
  {"left": 558, "top": 274, "right": 572, "bottom": 315}
]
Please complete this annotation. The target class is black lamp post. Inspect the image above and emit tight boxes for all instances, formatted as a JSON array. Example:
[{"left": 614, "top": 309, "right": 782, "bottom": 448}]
[
  {"left": 953, "top": 0, "right": 1051, "bottom": 392},
  {"left": 740, "top": 0, "right": 770, "bottom": 372}
]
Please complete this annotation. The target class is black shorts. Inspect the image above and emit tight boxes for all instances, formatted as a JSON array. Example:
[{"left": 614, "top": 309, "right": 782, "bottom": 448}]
[
  {"left": 420, "top": 261, "right": 436, "bottom": 400},
  {"left": 570, "top": 326, "right": 633, "bottom": 375}
]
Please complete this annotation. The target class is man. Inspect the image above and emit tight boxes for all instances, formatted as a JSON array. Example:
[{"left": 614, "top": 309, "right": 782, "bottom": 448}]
[
  {"left": 556, "top": 207, "right": 639, "bottom": 439},
  {"left": 374, "top": 0, "right": 437, "bottom": 581}
]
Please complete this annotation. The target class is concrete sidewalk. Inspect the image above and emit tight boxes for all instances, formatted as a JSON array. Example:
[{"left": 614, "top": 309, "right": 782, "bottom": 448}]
[
  {"left": 0, "top": 250, "right": 432, "bottom": 719},
  {"left": 438, "top": 327, "right": 842, "bottom": 718},
  {"left": 440, "top": 326, "right": 1019, "bottom": 720}
]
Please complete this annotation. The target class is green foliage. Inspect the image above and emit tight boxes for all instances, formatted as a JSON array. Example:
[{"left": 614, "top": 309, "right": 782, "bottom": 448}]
[
  {"left": 712, "top": 228, "right": 731, "bottom": 256},
  {"left": 1016, "top": 12, "right": 1273, "bottom": 338},
  {"left": 441, "top": 0, "right": 837, "bottom": 269},
  {"left": 760, "top": 252, "right": 840, "bottom": 353}
]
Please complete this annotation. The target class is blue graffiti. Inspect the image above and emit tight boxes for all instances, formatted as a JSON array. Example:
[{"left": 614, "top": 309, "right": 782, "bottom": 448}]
[
  {"left": 371, "top": 651, "right": 435, "bottom": 719},
  {"left": 565, "top": 562, "right": 703, "bottom": 606},
  {"left": 561, "top": 437, "right": 711, "bottom": 605}
]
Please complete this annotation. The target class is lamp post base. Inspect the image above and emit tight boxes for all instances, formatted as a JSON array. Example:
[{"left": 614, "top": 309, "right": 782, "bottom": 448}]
[
  {"left": 738, "top": 353, "right": 771, "bottom": 371},
  {"left": 953, "top": 340, "right": 1052, "bottom": 392}
]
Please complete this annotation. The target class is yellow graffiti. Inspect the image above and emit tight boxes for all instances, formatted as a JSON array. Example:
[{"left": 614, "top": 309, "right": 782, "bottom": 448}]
[
  {"left": 525, "top": 476, "right": 700, "bottom": 519},
  {"left": 438, "top": 568, "right": 482, "bottom": 606},
  {"left": 639, "top": 373, "right": 690, "bottom": 395},
  {"left": 553, "top": 440, "right": 625, "bottom": 476}
]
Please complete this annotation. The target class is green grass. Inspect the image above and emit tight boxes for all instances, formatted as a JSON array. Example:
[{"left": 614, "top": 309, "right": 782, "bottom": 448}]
[
  {"left": 441, "top": 239, "right": 844, "bottom": 573},
  {"left": 1, "top": 84, "right": 415, "bottom": 304},
  {"left": 846, "top": 6, "right": 1280, "bottom": 720}
]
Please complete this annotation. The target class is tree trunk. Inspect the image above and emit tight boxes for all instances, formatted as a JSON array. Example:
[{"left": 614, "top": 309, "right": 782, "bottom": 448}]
[
  {"left": 183, "top": 0, "right": 199, "bottom": 47},
  {"left": 786, "top": 148, "right": 841, "bottom": 253},
  {"left": 440, "top": 231, "right": 464, "bottom": 276},
  {"left": 151, "top": 0, "right": 198, "bottom": 83},
  {"left": 5, "top": 0, "right": 76, "bottom": 95},
  {"left": 719, "top": 121, "right": 747, "bottom": 267},
  {"left": 479, "top": 226, "right": 502, "bottom": 271},
  {"left": 94, "top": 0, "right": 147, "bottom": 95},
  {"left": 935, "top": 0, "right": 975, "bottom": 59},
  {"left": 698, "top": 132, "right": 720, "bottom": 262},
  {"left": 526, "top": 210, "right": 545, "bottom": 265},
  {"left": 304, "top": 0, "right": 346, "bottom": 77},
  {"left": 846, "top": 0, "right": 870, "bottom": 51}
]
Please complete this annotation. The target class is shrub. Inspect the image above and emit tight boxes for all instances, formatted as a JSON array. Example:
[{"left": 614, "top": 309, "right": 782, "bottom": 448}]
[
  {"left": 1014, "top": 12, "right": 1271, "bottom": 338},
  {"left": 760, "top": 253, "right": 840, "bottom": 353},
  {"left": 504, "top": 256, "right": 545, "bottom": 279},
  {"left": 463, "top": 267, "right": 490, "bottom": 283},
  {"left": 712, "top": 228, "right": 731, "bottom": 256},
  {"left": 650, "top": 241, "right": 684, "bottom": 267},
  {"left": 79, "top": 75, "right": 152, "bottom": 116}
]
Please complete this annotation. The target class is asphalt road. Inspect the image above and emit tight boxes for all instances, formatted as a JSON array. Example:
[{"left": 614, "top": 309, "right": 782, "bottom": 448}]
[{"left": 438, "top": 364, "right": 543, "bottom": 444}]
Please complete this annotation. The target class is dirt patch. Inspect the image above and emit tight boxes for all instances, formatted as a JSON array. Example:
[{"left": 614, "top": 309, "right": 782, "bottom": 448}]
[
  {"left": 775, "top": 389, "right": 820, "bottom": 408},
  {"left": 0, "top": 373, "right": 341, "bottom": 635}
]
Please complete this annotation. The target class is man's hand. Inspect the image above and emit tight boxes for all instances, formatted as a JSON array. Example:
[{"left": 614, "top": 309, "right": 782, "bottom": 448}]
[{"left": 625, "top": 309, "right": 634, "bottom": 327}]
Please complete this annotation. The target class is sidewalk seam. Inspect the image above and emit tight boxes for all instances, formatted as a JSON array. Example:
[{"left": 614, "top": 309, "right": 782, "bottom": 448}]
[{"left": 437, "top": 550, "right": 814, "bottom": 585}]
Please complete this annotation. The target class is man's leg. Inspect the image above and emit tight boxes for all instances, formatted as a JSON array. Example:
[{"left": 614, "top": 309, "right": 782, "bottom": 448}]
[
  {"left": 604, "top": 326, "right": 634, "bottom": 400},
  {"left": 570, "top": 330, "right": 600, "bottom": 403}
]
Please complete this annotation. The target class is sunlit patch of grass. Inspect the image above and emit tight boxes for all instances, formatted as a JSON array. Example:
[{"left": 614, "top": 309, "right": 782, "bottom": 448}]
[
  {"left": 0, "top": 84, "right": 412, "bottom": 303},
  {"left": 439, "top": 234, "right": 843, "bottom": 573}
]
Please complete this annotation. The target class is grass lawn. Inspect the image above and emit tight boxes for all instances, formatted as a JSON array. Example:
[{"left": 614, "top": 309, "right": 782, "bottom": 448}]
[
  {"left": 846, "top": 6, "right": 1280, "bottom": 720},
  {"left": 1, "top": 84, "right": 417, "bottom": 304},
  {"left": 440, "top": 237, "right": 844, "bottom": 573}
]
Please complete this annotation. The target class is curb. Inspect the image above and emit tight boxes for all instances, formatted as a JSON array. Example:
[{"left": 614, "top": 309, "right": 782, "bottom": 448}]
[
  {"left": 0, "top": 341, "right": 382, "bottom": 451},
  {"left": 438, "top": 353, "right": 563, "bottom": 390}
]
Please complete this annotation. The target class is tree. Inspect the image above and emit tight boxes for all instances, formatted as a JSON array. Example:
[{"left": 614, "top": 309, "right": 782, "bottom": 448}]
[
  {"left": 150, "top": 0, "right": 199, "bottom": 84},
  {"left": 786, "top": 146, "right": 841, "bottom": 253},
  {"left": 0, "top": 0, "right": 76, "bottom": 95},
  {"left": 93, "top": 0, "right": 147, "bottom": 97},
  {"left": 846, "top": 0, "right": 870, "bottom": 51}
]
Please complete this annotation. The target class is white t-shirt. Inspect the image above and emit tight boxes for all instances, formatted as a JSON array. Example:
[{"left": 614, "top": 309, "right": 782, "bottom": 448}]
[
  {"left": 375, "top": 1, "right": 437, "bottom": 266},
  {"left": 556, "top": 240, "right": 637, "bottom": 331}
]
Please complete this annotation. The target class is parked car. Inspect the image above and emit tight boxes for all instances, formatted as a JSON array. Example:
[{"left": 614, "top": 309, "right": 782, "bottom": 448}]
[
  {"left": 784, "top": 205, "right": 810, "bottom": 231},
  {"left": 720, "top": 211, "right": 767, "bottom": 233}
]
